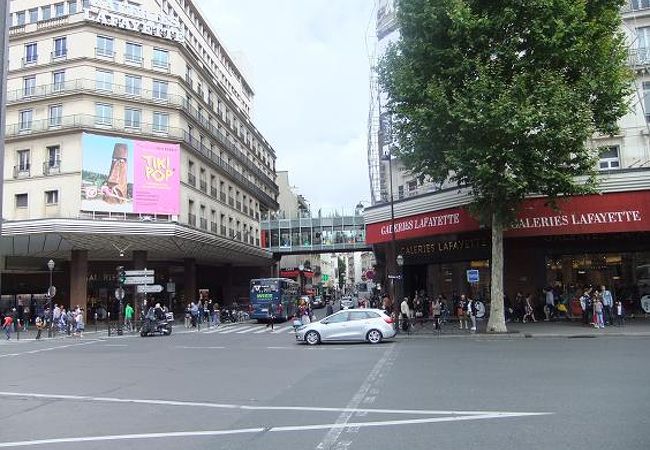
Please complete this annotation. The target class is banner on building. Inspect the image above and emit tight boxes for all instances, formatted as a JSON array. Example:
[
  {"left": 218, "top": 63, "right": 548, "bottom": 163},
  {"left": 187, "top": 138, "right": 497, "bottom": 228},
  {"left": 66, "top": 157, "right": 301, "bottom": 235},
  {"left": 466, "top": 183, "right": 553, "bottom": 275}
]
[{"left": 81, "top": 133, "right": 180, "bottom": 215}]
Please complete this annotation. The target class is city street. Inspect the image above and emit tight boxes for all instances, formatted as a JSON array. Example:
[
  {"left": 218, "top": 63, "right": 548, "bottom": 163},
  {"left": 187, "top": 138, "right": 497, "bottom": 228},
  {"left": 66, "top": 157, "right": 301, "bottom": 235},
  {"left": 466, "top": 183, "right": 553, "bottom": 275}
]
[{"left": 1, "top": 324, "right": 648, "bottom": 450}]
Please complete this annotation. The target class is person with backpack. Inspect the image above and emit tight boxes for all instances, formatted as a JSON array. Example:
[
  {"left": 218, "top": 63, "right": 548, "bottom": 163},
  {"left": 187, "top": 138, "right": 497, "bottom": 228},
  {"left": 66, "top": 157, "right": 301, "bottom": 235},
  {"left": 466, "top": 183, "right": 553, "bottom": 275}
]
[
  {"left": 124, "top": 303, "right": 134, "bottom": 332},
  {"left": 467, "top": 297, "right": 478, "bottom": 332},
  {"left": 456, "top": 295, "right": 468, "bottom": 330},
  {"left": 2, "top": 312, "right": 14, "bottom": 340}
]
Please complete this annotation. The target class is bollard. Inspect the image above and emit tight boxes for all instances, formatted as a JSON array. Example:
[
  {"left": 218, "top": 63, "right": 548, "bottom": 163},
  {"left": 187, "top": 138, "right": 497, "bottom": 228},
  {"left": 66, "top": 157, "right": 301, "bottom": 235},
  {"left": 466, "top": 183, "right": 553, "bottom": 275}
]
[
  {"left": 107, "top": 312, "right": 111, "bottom": 337},
  {"left": 16, "top": 323, "right": 19, "bottom": 341},
  {"left": 94, "top": 312, "right": 98, "bottom": 333}
]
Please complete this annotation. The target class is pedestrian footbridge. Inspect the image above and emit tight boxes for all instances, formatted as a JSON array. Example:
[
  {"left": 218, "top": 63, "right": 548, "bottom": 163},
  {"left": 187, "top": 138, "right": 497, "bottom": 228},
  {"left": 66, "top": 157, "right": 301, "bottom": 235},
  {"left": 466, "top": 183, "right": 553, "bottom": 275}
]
[{"left": 260, "top": 214, "right": 370, "bottom": 255}]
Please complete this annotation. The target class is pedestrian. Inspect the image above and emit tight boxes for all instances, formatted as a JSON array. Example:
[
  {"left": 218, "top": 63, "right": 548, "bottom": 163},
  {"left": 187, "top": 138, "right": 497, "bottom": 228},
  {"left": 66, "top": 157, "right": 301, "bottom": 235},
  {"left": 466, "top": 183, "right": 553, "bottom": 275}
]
[
  {"left": 2, "top": 312, "right": 14, "bottom": 340},
  {"left": 190, "top": 302, "right": 199, "bottom": 327},
  {"left": 601, "top": 285, "right": 614, "bottom": 326},
  {"left": 594, "top": 297, "right": 605, "bottom": 329},
  {"left": 615, "top": 300, "right": 624, "bottom": 326},
  {"left": 300, "top": 301, "right": 311, "bottom": 325},
  {"left": 544, "top": 287, "right": 555, "bottom": 321},
  {"left": 124, "top": 303, "right": 134, "bottom": 332},
  {"left": 432, "top": 296, "right": 442, "bottom": 330},
  {"left": 66, "top": 309, "right": 75, "bottom": 335},
  {"left": 75, "top": 308, "right": 85, "bottom": 337},
  {"left": 522, "top": 293, "right": 537, "bottom": 323},
  {"left": 326, "top": 300, "right": 334, "bottom": 317},
  {"left": 456, "top": 295, "right": 468, "bottom": 330},
  {"left": 52, "top": 304, "right": 61, "bottom": 335},
  {"left": 467, "top": 297, "right": 477, "bottom": 332},
  {"left": 579, "top": 288, "right": 592, "bottom": 326},
  {"left": 400, "top": 297, "right": 410, "bottom": 332},
  {"left": 266, "top": 303, "right": 275, "bottom": 330},
  {"left": 184, "top": 304, "right": 191, "bottom": 328},
  {"left": 16, "top": 302, "right": 25, "bottom": 332},
  {"left": 35, "top": 316, "right": 45, "bottom": 340}
]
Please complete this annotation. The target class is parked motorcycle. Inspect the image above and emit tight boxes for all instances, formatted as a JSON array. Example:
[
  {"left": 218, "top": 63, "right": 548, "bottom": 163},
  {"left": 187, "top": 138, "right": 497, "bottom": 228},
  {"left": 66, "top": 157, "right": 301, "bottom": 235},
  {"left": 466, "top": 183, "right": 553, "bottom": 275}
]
[{"left": 140, "top": 309, "right": 172, "bottom": 337}]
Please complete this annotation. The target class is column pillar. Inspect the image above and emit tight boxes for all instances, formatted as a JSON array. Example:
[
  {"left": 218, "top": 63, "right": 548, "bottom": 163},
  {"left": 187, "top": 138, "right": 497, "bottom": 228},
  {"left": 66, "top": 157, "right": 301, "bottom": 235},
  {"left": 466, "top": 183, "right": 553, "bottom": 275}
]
[
  {"left": 70, "top": 250, "right": 88, "bottom": 312},
  {"left": 222, "top": 264, "right": 234, "bottom": 305},
  {"left": 184, "top": 258, "right": 197, "bottom": 304},
  {"left": 133, "top": 250, "right": 147, "bottom": 270}
]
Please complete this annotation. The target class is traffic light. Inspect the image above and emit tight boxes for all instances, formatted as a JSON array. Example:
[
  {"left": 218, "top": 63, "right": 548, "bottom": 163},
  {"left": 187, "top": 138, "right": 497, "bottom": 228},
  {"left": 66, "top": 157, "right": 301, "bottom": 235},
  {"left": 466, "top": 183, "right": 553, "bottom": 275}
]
[{"left": 117, "top": 266, "right": 126, "bottom": 285}]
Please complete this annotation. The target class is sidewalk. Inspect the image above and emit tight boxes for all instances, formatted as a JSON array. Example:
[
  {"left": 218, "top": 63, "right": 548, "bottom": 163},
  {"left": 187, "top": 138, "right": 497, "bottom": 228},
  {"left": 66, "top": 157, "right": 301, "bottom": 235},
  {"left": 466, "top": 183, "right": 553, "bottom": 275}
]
[{"left": 396, "top": 317, "right": 650, "bottom": 339}]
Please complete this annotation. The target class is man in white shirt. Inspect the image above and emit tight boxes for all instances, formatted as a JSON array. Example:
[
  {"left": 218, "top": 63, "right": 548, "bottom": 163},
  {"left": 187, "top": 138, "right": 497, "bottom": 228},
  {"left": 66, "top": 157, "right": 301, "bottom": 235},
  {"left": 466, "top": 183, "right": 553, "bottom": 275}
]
[
  {"left": 544, "top": 288, "right": 555, "bottom": 321},
  {"left": 400, "top": 297, "right": 410, "bottom": 332}
]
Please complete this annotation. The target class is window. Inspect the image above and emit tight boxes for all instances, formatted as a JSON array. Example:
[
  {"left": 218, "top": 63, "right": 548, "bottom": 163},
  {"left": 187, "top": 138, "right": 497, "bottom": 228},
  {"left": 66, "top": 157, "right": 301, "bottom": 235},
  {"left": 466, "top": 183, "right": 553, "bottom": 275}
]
[
  {"left": 95, "top": 103, "right": 113, "bottom": 125},
  {"left": 15, "top": 194, "right": 28, "bottom": 209},
  {"left": 125, "top": 42, "right": 143, "bottom": 64},
  {"left": 125, "top": 74, "right": 141, "bottom": 96},
  {"left": 152, "top": 80, "right": 168, "bottom": 100},
  {"left": 53, "top": 71, "right": 65, "bottom": 91},
  {"left": 19, "top": 110, "right": 33, "bottom": 130},
  {"left": 24, "top": 43, "right": 37, "bottom": 64},
  {"left": 49, "top": 105, "right": 63, "bottom": 127},
  {"left": 16, "top": 11, "right": 26, "bottom": 26},
  {"left": 53, "top": 37, "right": 67, "bottom": 58},
  {"left": 17, "top": 150, "right": 30, "bottom": 171},
  {"left": 29, "top": 8, "right": 38, "bottom": 23},
  {"left": 599, "top": 146, "right": 620, "bottom": 170},
  {"left": 47, "top": 145, "right": 61, "bottom": 167},
  {"left": 325, "top": 312, "right": 349, "bottom": 324},
  {"left": 637, "top": 27, "right": 650, "bottom": 65},
  {"left": 398, "top": 185, "right": 404, "bottom": 199},
  {"left": 23, "top": 77, "right": 36, "bottom": 97},
  {"left": 153, "top": 112, "right": 169, "bottom": 132},
  {"left": 125, "top": 108, "right": 141, "bottom": 128},
  {"left": 153, "top": 48, "right": 169, "bottom": 68},
  {"left": 54, "top": 3, "right": 65, "bottom": 17},
  {"left": 96, "top": 36, "right": 114, "bottom": 57},
  {"left": 95, "top": 70, "right": 113, "bottom": 91},
  {"left": 68, "top": 1, "right": 78, "bottom": 14},
  {"left": 631, "top": 0, "right": 650, "bottom": 11},
  {"left": 41, "top": 5, "right": 51, "bottom": 20},
  {"left": 45, "top": 190, "right": 59, "bottom": 205}
]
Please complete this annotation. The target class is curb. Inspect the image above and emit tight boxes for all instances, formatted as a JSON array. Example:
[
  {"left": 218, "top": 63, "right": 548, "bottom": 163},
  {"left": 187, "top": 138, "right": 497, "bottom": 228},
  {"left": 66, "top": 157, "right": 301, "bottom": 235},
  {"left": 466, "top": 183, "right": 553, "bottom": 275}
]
[{"left": 394, "top": 331, "right": 650, "bottom": 340}]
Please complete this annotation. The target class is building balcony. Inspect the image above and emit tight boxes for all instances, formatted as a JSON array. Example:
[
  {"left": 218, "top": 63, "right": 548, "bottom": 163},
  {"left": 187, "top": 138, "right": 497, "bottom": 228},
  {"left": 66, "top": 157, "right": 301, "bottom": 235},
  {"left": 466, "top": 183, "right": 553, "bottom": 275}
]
[
  {"left": 124, "top": 54, "right": 143, "bottom": 66},
  {"left": 210, "top": 187, "right": 218, "bottom": 198},
  {"left": 221, "top": 225, "right": 227, "bottom": 236},
  {"left": 200, "top": 218, "right": 208, "bottom": 229},
  {"left": 200, "top": 180, "right": 207, "bottom": 192},
  {"left": 50, "top": 51, "right": 67, "bottom": 62},
  {"left": 228, "top": 196, "right": 235, "bottom": 207},
  {"left": 37, "top": 16, "right": 68, "bottom": 30},
  {"left": 95, "top": 48, "right": 115, "bottom": 60},
  {"left": 243, "top": 205, "right": 249, "bottom": 215},
  {"left": 13, "top": 164, "right": 30, "bottom": 179},
  {"left": 21, "top": 57, "right": 38, "bottom": 67},
  {"left": 152, "top": 59, "right": 170, "bottom": 72},
  {"left": 236, "top": 231, "right": 242, "bottom": 241},
  {"left": 629, "top": 48, "right": 650, "bottom": 68},
  {"left": 187, "top": 173, "right": 196, "bottom": 187},
  {"left": 43, "top": 160, "right": 61, "bottom": 175},
  {"left": 211, "top": 222, "right": 218, "bottom": 233},
  {"left": 220, "top": 191, "right": 226, "bottom": 202},
  {"left": 236, "top": 201, "right": 242, "bottom": 211},
  {"left": 229, "top": 228, "right": 235, "bottom": 238},
  {"left": 188, "top": 214, "right": 197, "bottom": 227},
  {"left": 622, "top": 1, "right": 650, "bottom": 14}
]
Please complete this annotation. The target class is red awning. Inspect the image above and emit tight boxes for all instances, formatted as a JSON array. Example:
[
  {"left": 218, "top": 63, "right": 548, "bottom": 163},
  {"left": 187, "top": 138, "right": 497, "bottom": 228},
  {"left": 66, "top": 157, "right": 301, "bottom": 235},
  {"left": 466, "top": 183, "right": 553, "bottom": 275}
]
[{"left": 280, "top": 270, "right": 314, "bottom": 279}]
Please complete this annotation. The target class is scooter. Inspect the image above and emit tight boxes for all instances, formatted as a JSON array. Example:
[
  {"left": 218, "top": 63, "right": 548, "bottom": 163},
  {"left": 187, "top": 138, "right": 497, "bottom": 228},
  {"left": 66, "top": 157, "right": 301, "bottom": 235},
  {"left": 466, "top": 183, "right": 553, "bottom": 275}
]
[{"left": 140, "top": 315, "right": 172, "bottom": 337}]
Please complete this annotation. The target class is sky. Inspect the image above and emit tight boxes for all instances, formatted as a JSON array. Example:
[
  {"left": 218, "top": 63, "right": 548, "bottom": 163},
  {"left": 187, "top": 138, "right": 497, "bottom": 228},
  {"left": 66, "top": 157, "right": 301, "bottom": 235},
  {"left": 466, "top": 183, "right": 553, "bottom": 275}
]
[{"left": 199, "top": 0, "right": 376, "bottom": 213}]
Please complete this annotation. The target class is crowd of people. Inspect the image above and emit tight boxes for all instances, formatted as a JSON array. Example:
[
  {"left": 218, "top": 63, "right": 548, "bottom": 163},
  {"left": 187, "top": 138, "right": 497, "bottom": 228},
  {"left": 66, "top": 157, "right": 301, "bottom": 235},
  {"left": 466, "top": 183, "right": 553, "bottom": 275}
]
[{"left": 1, "top": 303, "right": 86, "bottom": 340}]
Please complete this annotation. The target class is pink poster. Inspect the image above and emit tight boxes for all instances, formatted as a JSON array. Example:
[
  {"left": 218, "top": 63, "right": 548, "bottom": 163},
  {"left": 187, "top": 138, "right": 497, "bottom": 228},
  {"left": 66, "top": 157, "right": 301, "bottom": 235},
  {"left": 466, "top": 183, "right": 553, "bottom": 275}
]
[{"left": 133, "top": 140, "right": 180, "bottom": 215}]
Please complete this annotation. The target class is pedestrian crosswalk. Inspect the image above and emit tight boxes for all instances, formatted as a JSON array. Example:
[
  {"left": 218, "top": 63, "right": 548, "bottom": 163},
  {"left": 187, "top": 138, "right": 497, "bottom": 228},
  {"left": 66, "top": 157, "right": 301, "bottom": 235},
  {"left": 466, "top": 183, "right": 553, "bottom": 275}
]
[{"left": 199, "top": 324, "right": 295, "bottom": 335}]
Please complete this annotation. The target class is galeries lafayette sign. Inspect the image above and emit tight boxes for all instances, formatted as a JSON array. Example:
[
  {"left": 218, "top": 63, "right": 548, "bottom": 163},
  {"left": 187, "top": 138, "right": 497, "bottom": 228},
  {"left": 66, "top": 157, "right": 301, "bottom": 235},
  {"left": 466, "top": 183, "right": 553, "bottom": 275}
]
[
  {"left": 365, "top": 190, "right": 650, "bottom": 244},
  {"left": 86, "top": 0, "right": 184, "bottom": 43}
]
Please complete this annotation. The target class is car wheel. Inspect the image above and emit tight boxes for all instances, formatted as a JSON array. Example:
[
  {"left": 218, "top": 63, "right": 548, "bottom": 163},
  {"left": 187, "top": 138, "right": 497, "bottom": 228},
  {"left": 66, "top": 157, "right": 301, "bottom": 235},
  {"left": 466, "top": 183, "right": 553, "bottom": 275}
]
[
  {"left": 305, "top": 330, "right": 321, "bottom": 345},
  {"left": 367, "top": 329, "right": 383, "bottom": 344}
]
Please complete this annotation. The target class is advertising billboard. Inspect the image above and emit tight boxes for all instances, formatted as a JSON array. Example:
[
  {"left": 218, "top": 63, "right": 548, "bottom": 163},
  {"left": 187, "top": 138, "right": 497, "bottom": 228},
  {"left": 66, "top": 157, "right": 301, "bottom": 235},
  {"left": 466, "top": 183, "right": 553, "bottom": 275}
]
[{"left": 81, "top": 133, "right": 180, "bottom": 215}]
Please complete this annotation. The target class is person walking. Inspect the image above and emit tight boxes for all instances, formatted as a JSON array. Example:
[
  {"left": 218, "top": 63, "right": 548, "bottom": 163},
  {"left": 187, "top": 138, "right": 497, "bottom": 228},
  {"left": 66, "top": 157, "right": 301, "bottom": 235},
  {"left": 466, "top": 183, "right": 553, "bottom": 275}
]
[
  {"left": 35, "top": 316, "right": 45, "bottom": 340},
  {"left": 456, "top": 295, "right": 468, "bottom": 330},
  {"left": 601, "top": 285, "right": 614, "bottom": 326},
  {"left": 266, "top": 303, "right": 275, "bottom": 330},
  {"left": 467, "top": 297, "right": 478, "bottom": 332},
  {"left": 544, "top": 287, "right": 555, "bottom": 321},
  {"left": 579, "top": 288, "right": 592, "bottom": 326},
  {"left": 400, "top": 297, "right": 410, "bottom": 332},
  {"left": 75, "top": 308, "right": 85, "bottom": 337},
  {"left": 2, "top": 312, "right": 14, "bottom": 340},
  {"left": 184, "top": 304, "right": 191, "bottom": 328},
  {"left": 432, "top": 296, "right": 442, "bottom": 330},
  {"left": 594, "top": 297, "right": 605, "bottom": 329},
  {"left": 615, "top": 299, "right": 624, "bottom": 326},
  {"left": 522, "top": 293, "right": 537, "bottom": 323},
  {"left": 124, "top": 303, "right": 134, "bottom": 332}
]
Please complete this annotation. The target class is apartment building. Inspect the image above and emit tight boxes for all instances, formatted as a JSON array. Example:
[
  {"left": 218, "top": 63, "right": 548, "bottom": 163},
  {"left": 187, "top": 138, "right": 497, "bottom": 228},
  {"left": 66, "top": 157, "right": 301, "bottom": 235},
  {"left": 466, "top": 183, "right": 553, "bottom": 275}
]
[{"left": 2, "top": 0, "right": 280, "bottom": 313}]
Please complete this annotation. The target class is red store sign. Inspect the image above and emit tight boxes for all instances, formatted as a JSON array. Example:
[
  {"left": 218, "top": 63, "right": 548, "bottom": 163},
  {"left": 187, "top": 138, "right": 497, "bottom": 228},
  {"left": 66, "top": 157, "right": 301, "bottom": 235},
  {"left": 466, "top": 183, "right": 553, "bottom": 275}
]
[{"left": 365, "top": 190, "right": 650, "bottom": 244}]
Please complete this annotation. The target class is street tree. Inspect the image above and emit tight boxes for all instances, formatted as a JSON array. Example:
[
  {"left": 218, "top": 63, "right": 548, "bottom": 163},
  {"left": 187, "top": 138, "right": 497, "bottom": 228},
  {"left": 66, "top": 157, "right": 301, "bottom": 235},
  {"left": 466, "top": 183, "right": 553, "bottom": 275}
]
[{"left": 380, "top": 0, "right": 631, "bottom": 332}]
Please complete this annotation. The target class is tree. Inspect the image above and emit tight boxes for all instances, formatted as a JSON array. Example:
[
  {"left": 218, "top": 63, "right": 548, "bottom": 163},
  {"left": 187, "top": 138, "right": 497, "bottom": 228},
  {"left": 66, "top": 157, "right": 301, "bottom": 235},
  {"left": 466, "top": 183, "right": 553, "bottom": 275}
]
[{"left": 380, "top": 0, "right": 631, "bottom": 332}]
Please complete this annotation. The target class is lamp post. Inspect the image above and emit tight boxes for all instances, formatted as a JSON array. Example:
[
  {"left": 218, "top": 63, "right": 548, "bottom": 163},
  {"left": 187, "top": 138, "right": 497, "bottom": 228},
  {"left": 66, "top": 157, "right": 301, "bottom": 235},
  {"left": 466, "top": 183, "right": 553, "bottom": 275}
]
[
  {"left": 396, "top": 254, "right": 404, "bottom": 321},
  {"left": 47, "top": 259, "right": 55, "bottom": 338}
]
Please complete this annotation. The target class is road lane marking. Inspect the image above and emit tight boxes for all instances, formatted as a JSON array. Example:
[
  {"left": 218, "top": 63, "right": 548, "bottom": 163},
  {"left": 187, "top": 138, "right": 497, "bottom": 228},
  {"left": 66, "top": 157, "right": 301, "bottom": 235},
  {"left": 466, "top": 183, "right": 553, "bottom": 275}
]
[
  {"left": 174, "top": 346, "right": 225, "bottom": 350},
  {"left": 0, "top": 412, "right": 552, "bottom": 448},
  {"left": 0, "top": 391, "right": 551, "bottom": 417},
  {"left": 0, "top": 340, "right": 100, "bottom": 359},
  {"left": 217, "top": 326, "right": 253, "bottom": 334},
  {"left": 253, "top": 328, "right": 270, "bottom": 333},
  {"left": 315, "top": 343, "right": 398, "bottom": 450},
  {"left": 104, "top": 344, "right": 128, "bottom": 347},
  {"left": 235, "top": 327, "right": 260, "bottom": 334},
  {"left": 271, "top": 326, "right": 294, "bottom": 334}
]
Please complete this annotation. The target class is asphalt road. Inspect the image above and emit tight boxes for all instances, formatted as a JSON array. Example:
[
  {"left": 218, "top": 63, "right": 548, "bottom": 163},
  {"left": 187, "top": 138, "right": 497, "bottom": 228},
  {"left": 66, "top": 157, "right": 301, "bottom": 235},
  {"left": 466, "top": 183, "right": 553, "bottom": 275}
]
[{"left": 0, "top": 314, "right": 648, "bottom": 450}]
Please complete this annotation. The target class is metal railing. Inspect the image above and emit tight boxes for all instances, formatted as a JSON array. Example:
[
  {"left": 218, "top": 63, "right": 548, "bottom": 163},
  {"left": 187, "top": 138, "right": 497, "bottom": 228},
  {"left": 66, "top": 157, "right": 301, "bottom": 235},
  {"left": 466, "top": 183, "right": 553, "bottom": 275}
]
[
  {"left": 152, "top": 59, "right": 170, "bottom": 71},
  {"left": 236, "top": 201, "right": 242, "bottom": 211},
  {"left": 210, "top": 187, "right": 218, "bottom": 197},
  {"left": 5, "top": 113, "right": 278, "bottom": 209},
  {"left": 228, "top": 196, "right": 235, "bottom": 207},
  {"left": 220, "top": 191, "right": 226, "bottom": 202},
  {"left": 43, "top": 160, "right": 61, "bottom": 175},
  {"left": 95, "top": 47, "right": 115, "bottom": 59},
  {"left": 187, "top": 173, "right": 196, "bottom": 187},
  {"left": 13, "top": 164, "right": 30, "bottom": 179},
  {"left": 5, "top": 78, "right": 278, "bottom": 194},
  {"left": 124, "top": 54, "right": 143, "bottom": 66},
  {"left": 221, "top": 225, "right": 227, "bottom": 236},
  {"left": 200, "top": 218, "right": 208, "bottom": 229},
  {"left": 188, "top": 214, "right": 197, "bottom": 227},
  {"left": 629, "top": 48, "right": 650, "bottom": 67},
  {"left": 211, "top": 222, "right": 218, "bottom": 233},
  {"left": 200, "top": 180, "right": 207, "bottom": 192}
]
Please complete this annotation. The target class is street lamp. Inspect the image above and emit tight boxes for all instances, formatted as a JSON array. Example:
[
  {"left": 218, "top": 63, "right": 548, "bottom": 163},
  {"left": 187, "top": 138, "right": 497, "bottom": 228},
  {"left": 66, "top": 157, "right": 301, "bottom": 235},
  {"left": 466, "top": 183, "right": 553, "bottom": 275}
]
[{"left": 47, "top": 259, "right": 55, "bottom": 338}]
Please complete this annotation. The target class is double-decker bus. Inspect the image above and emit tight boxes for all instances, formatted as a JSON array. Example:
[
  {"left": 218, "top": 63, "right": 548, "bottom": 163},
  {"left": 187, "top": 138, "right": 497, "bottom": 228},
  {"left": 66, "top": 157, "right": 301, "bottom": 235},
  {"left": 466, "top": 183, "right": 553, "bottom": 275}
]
[{"left": 249, "top": 278, "right": 299, "bottom": 321}]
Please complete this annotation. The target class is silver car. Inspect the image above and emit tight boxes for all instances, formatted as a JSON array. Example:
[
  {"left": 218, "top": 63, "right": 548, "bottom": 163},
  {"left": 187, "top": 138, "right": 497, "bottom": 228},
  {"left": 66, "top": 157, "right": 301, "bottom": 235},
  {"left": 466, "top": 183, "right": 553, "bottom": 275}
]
[{"left": 295, "top": 309, "right": 396, "bottom": 345}]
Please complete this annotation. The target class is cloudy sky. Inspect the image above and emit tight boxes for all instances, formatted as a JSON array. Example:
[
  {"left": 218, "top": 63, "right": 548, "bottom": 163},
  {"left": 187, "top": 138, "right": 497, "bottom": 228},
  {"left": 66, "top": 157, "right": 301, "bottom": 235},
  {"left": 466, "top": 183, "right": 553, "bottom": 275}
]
[{"left": 198, "top": 0, "right": 376, "bottom": 213}]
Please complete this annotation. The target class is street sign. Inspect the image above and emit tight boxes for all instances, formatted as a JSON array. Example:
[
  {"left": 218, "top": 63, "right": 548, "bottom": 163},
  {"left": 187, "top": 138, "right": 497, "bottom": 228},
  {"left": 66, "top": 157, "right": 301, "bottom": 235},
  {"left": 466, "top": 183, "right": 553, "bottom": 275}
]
[
  {"left": 467, "top": 269, "right": 479, "bottom": 283},
  {"left": 48, "top": 286, "right": 57, "bottom": 298},
  {"left": 115, "top": 287, "right": 125, "bottom": 300},
  {"left": 387, "top": 274, "right": 402, "bottom": 280},
  {"left": 137, "top": 284, "right": 164, "bottom": 294},
  {"left": 123, "top": 276, "right": 154, "bottom": 285},
  {"left": 125, "top": 269, "right": 154, "bottom": 277}
]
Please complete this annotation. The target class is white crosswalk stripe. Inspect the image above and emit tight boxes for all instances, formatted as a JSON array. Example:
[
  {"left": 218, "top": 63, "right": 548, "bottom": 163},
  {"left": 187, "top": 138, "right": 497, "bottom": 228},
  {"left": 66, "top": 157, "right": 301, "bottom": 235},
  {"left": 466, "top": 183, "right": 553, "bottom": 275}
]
[
  {"left": 271, "top": 325, "right": 295, "bottom": 334},
  {"left": 218, "top": 326, "right": 253, "bottom": 334},
  {"left": 235, "top": 327, "right": 259, "bottom": 334}
]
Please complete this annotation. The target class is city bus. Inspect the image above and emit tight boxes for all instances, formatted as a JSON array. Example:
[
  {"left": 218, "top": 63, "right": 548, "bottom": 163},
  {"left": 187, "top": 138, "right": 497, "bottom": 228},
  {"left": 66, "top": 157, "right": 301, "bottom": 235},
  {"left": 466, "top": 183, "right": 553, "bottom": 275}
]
[{"left": 249, "top": 278, "right": 299, "bottom": 321}]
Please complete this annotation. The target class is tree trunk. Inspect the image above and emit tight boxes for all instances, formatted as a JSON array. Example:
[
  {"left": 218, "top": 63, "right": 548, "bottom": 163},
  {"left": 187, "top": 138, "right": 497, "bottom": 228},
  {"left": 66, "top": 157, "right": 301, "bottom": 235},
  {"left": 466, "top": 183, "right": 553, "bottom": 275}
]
[{"left": 486, "top": 212, "right": 508, "bottom": 333}]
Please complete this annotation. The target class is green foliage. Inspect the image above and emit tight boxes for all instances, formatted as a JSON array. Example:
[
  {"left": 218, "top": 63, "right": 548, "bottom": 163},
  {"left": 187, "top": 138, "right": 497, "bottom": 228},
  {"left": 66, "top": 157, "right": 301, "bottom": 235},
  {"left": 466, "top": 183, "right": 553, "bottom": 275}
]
[{"left": 380, "top": 0, "right": 632, "bottom": 224}]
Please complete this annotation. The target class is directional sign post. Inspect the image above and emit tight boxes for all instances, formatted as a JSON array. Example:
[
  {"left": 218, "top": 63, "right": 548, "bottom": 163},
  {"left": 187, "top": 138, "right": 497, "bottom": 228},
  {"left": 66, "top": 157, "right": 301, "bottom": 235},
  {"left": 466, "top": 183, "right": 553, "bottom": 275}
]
[
  {"left": 125, "top": 269, "right": 154, "bottom": 277},
  {"left": 115, "top": 287, "right": 125, "bottom": 300},
  {"left": 124, "top": 276, "right": 155, "bottom": 285},
  {"left": 137, "top": 284, "right": 164, "bottom": 294}
]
